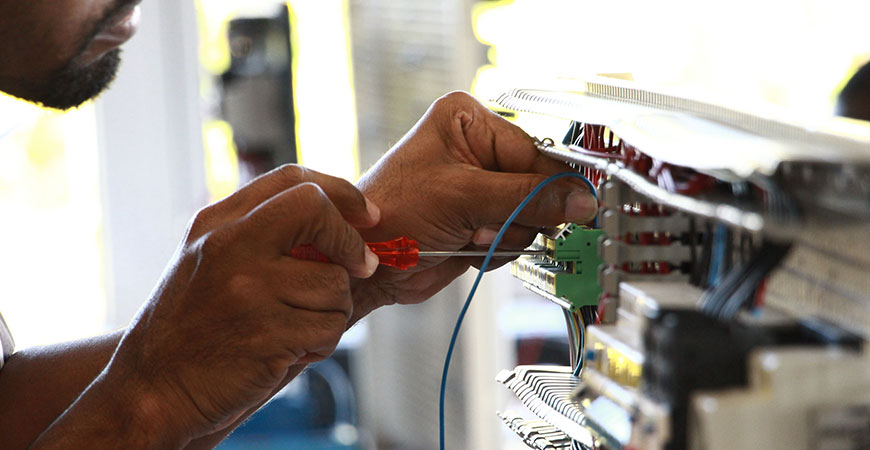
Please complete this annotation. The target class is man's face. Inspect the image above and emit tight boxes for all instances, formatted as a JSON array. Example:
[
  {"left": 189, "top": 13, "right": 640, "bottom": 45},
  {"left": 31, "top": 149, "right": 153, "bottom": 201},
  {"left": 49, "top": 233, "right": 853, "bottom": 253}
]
[{"left": 0, "top": 0, "right": 141, "bottom": 110}]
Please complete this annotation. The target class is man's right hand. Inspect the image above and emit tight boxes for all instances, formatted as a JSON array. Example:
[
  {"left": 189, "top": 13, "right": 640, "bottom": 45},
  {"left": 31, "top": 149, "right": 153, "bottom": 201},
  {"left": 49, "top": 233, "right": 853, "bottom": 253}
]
[{"left": 98, "top": 165, "right": 380, "bottom": 445}]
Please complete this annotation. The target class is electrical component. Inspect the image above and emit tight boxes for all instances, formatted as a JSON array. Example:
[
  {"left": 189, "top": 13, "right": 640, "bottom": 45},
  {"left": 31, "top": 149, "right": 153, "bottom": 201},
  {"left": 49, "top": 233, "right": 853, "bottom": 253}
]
[
  {"left": 688, "top": 345, "right": 870, "bottom": 450},
  {"left": 495, "top": 366, "right": 593, "bottom": 446},
  {"left": 511, "top": 224, "right": 605, "bottom": 310},
  {"left": 577, "top": 282, "right": 862, "bottom": 450},
  {"left": 571, "top": 366, "right": 671, "bottom": 450},
  {"left": 441, "top": 172, "right": 598, "bottom": 450},
  {"left": 496, "top": 81, "right": 870, "bottom": 180},
  {"left": 497, "top": 410, "right": 573, "bottom": 450},
  {"left": 490, "top": 77, "right": 870, "bottom": 450},
  {"left": 496, "top": 364, "right": 671, "bottom": 450},
  {"left": 584, "top": 324, "right": 643, "bottom": 389}
]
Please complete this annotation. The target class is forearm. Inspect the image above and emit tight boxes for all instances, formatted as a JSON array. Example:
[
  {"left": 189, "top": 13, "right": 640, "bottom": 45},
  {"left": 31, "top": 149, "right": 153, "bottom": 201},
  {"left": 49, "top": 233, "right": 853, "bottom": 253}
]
[
  {"left": 28, "top": 347, "right": 307, "bottom": 450},
  {"left": 0, "top": 330, "right": 123, "bottom": 449},
  {"left": 28, "top": 368, "right": 183, "bottom": 450}
]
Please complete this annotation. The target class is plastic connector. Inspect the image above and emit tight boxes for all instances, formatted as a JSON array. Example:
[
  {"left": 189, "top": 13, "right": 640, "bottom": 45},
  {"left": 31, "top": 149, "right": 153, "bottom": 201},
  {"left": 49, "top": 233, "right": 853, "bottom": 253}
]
[{"left": 512, "top": 224, "right": 605, "bottom": 310}]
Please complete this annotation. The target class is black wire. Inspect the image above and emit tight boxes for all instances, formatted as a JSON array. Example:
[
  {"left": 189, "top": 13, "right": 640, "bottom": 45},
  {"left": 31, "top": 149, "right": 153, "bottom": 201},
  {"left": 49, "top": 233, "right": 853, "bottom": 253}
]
[
  {"left": 701, "top": 260, "right": 750, "bottom": 317},
  {"left": 579, "top": 305, "right": 593, "bottom": 328},
  {"left": 723, "top": 228, "right": 734, "bottom": 273},
  {"left": 562, "top": 121, "right": 584, "bottom": 147},
  {"left": 700, "top": 241, "right": 791, "bottom": 319},
  {"left": 564, "top": 309, "right": 577, "bottom": 368},
  {"left": 697, "top": 223, "right": 714, "bottom": 288},
  {"left": 688, "top": 218, "right": 700, "bottom": 285},
  {"left": 753, "top": 176, "right": 800, "bottom": 223},
  {"left": 563, "top": 122, "right": 574, "bottom": 146},
  {"left": 718, "top": 242, "right": 791, "bottom": 319}
]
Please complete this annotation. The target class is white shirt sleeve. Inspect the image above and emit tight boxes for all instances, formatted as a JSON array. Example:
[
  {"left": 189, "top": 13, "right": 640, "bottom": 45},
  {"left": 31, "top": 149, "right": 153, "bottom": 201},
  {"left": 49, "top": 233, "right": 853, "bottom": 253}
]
[{"left": 0, "top": 312, "right": 14, "bottom": 370}]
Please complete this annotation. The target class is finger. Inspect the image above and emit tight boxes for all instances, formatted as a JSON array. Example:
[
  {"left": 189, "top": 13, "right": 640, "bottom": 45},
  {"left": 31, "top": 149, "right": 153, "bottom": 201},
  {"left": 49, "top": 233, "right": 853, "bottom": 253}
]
[
  {"left": 215, "top": 164, "right": 380, "bottom": 229},
  {"left": 445, "top": 94, "right": 570, "bottom": 173},
  {"left": 462, "top": 235, "right": 533, "bottom": 271},
  {"left": 240, "top": 183, "right": 379, "bottom": 278},
  {"left": 275, "top": 308, "right": 348, "bottom": 364},
  {"left": 474, "top": 110, "right": 592, "bottom": 191},
  {"left": 529, "top": 152, "right": 587, "bottom": 181},
  {"left": 432, "top": 93, "right": 591, "bottom": 183},
  {"left": 374, "top": 257, "right": 472, "bottom": 306},
  {"left": 456, "top": 171, "right": 598, "bottom": 228},
  {"left": 272, "top": 259, "right": 354, "bottom": 319},
  {"left": 472, "top": 224, "right": 539, "bottom": 249},
  {"left": 434, "top": 93, "right": 536, "bottom": 172}
]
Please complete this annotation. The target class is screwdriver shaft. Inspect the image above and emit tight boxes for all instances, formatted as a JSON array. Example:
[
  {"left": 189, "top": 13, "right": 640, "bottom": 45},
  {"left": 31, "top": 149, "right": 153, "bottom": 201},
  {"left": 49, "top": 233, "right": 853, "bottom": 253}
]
[{"left": 417, "top": 250, "right": 546, "bottom": 258}]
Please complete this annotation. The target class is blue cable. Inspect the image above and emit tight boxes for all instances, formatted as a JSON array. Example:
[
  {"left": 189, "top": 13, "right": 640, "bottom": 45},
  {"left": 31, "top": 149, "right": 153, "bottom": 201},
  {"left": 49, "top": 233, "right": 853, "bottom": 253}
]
[
  {"left": 439, "top": 172, "right": 598, "bottom": 450},
  {"left": 572, "top": 315, "right": 586, "bottom": 377},
  {"left": 708, "top": 224, "right": 727, "bottom": 287}
]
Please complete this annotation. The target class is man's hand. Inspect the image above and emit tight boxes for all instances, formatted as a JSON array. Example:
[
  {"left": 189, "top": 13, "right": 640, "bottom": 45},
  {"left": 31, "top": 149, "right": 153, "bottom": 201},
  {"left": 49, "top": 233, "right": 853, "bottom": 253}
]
[
  {"left": 353, "top": 91, "right": 597, "bottom": 318},
  {"left": 30, "top": 166, "right": 380, "bottom": 448}
]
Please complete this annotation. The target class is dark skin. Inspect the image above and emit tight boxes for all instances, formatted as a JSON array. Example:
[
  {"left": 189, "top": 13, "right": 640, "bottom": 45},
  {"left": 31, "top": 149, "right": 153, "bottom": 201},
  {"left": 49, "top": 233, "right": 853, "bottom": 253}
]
[
  {"left": 0, "top": 0, "right": 99, "bottom": 78},
  {"left": 836, "top": 61, "right": 870, "bottom": 121},
  {"left": 0, "top": 1, "right": 598, "bottom": 448},
  {"left": 0, "top": 0, "right": 138, "bottom": 108}
]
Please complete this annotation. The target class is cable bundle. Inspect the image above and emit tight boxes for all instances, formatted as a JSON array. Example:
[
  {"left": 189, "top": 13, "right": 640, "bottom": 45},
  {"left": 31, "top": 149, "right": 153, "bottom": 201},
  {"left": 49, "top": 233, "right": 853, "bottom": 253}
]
[{"left": 699, "top": 241, "right": 792, "bottom": 320}]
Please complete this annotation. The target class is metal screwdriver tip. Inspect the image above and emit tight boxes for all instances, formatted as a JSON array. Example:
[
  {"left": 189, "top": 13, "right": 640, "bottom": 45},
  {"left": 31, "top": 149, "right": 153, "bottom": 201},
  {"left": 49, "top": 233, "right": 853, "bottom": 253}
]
[{"left": 417, "top": 250, "right": 546, "bottom": 258}]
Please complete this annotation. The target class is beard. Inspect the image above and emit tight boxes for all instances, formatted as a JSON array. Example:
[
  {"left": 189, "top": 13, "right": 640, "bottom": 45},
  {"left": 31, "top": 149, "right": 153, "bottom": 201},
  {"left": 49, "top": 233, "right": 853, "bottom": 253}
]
[{"left": 11, "top": 49, "right": 122, "bottom": 111}]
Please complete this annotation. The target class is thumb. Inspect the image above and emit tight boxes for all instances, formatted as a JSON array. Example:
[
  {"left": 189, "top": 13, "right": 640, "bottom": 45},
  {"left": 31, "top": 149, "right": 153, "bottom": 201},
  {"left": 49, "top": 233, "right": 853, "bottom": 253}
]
[{"left": 457, "top": 171, "right": 598, "bottom": 228}]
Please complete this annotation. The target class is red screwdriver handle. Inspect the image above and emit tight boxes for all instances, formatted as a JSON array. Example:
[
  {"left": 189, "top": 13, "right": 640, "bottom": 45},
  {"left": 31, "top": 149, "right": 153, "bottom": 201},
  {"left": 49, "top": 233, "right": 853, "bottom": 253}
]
[
  {"left": 368, "top": 236, "right": 419, "bottom": 270},
  {"left": 289, "top": 236, "right": 420, "bottom": 270}
]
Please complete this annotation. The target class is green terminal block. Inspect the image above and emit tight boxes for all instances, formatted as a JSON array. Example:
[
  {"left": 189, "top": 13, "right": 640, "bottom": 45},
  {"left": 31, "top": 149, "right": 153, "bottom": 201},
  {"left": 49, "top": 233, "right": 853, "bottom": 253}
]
[{"left": 511, "top": 224, "right": 605, "bottom": 311}]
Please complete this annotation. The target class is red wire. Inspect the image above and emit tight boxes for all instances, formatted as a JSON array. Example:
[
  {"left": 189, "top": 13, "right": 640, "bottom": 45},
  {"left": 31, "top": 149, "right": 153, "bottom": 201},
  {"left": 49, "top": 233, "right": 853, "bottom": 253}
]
[
  {"left": 754, "top": 278, "right": 768, "bottom": 309},
  {"left": 595, "top": 294, "right": 609, "bottom": 325}
]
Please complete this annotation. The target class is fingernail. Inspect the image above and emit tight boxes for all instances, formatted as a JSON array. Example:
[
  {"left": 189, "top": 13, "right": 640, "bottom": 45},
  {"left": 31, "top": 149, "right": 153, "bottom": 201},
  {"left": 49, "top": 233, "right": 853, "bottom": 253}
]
[
  {"left": 365, "top": 197, "right": 381, "bottom": 224},
  {"left": 472, "top": 227, "right": 498, "bottom": 246},
  {"left": 364, "top": 247, "right": 380, "bottom": 276},
  {"left": 565, "top": 190, "right": 598, "bottom": 224}
]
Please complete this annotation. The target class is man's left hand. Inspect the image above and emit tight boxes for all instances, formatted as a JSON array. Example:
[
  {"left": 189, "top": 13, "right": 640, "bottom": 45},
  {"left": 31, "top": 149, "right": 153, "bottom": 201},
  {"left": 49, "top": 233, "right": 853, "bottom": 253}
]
[{"left": 352, "top": 91, "right": 597, "bottom": 319}]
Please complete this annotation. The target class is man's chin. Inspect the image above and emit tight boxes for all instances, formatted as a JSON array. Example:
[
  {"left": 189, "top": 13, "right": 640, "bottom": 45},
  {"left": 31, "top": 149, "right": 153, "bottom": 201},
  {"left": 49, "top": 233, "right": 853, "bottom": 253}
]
[{"left": 6, "top": 49, "right": 122, "bottom": 111}]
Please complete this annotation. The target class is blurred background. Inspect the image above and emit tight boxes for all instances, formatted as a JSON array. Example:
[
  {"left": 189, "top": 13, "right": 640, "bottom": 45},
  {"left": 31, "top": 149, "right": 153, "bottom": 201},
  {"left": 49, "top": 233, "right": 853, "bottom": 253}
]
[{"left": 0, "top": 0, "right": 868, "bottom": 448}]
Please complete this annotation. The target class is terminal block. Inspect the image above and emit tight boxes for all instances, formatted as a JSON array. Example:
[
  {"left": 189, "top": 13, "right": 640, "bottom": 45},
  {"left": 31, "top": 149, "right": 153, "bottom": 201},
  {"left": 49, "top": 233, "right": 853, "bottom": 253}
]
[
  {"left": 496, "top": 410, "right": 572, "bottom": 450},
  {"left": 511, "top": 224, "right": 605, "bottom": 311},
  {"left": 585, "top": 325, "right": 644, "bottom": 389}
]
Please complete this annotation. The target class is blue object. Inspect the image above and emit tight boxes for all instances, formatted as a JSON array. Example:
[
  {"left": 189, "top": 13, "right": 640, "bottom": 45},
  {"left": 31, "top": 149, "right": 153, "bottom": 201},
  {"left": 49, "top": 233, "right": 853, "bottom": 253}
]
[
  {"left": 439, "top": 172, "right": 598, "bottom": 450},
  {"left": 218, "top": 358, "right": 359, "bottom": 450},
  {"left": 708, "top": 224, "right": 728, "bottom": 287}
]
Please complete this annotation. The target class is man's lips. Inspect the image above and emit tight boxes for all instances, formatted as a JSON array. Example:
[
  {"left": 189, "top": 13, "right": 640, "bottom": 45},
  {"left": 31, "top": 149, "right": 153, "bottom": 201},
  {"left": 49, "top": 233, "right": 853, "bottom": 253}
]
[{"left": 79, "top": 4, "right": 142, "bottom": 65}]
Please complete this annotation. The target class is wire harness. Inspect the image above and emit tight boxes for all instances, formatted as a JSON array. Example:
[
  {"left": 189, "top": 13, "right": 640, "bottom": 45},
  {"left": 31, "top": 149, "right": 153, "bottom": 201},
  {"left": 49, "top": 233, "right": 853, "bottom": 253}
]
[{"left": 439, "top": 171, "right": 598, "bottom": 450}]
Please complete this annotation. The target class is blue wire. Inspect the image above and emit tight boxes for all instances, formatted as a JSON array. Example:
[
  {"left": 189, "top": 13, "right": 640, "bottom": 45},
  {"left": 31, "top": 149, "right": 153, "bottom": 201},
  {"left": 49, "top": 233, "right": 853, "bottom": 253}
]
[
  {"left": 439, "top": 172, "right": 598, "bottom": 450},
  {"left": 708, "top": 224, "right": 727, "bottom": 287},
  {"left": 572, "top": 314, "right": 586, "bottom": 377}
]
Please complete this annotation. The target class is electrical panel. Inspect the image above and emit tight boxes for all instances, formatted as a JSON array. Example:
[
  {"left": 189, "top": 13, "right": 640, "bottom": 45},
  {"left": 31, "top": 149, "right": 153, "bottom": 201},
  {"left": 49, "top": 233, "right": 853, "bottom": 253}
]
[{"left": 495, "top": 77, "right": 870, "bottom": 450}]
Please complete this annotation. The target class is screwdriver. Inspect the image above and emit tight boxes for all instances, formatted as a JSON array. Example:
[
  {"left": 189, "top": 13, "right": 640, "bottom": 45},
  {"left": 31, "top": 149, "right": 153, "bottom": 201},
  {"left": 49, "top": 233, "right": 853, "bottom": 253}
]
[{"left": 290, "top": 236, "right": 545, "bottom": 270}]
